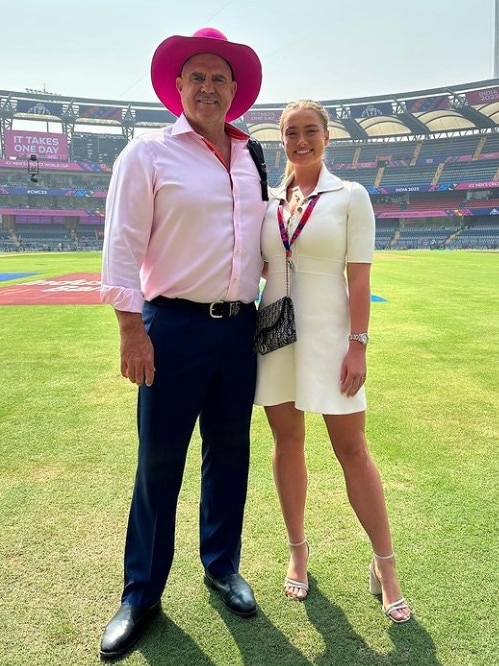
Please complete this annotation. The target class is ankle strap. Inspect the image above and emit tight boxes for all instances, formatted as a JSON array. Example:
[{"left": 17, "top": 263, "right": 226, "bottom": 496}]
[
  {"left": 374, "top": 551, "right": 395, "bottom": 560},
  {"left": 288, "top": 537, "right": 307, "bottom": 547}
]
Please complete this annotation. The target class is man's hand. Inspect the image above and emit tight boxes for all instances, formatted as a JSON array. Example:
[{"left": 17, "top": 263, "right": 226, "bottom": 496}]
[{"left": 115, "top": 311, "right": 155, "bottom": 387}]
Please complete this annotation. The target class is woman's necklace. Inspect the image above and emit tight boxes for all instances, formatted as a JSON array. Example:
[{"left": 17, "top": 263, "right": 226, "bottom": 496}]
[{"left": 289, "top": 184, "right": 314, "bottom": 215}]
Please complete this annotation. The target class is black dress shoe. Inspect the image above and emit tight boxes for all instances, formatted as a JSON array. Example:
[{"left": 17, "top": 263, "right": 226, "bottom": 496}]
[
  {"left": 204, "top": 572, "right": 257, "bottom": 617},
  {"left": 100, "top": 601, "right": 161, "bottom": 660}
]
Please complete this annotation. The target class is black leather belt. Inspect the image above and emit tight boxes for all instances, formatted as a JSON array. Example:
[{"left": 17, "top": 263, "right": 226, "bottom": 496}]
[{"left": 149, "top": 296, "right": 253, "bottom": 319}]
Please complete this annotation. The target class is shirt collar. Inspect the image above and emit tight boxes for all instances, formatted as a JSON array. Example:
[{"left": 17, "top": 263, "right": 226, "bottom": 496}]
[
  {"left": 172, "top": 113, "right": 249, "bottom": 141},
  {"left": 272, "top": 163, "right": 344, "bottom": 200}
]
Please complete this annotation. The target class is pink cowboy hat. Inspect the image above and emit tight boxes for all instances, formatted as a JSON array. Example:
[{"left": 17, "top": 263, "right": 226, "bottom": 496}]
[{"left": 150, "top": 27, "right": 262, "bottom": 122}]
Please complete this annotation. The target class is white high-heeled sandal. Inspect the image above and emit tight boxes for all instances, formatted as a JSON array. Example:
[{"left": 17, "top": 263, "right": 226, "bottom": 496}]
[
  {"left": 369, "top": 552, "right": 411, "bottom": 623},
  {"left": 284, "top": 537, "right": 310, "bottom": 601}
]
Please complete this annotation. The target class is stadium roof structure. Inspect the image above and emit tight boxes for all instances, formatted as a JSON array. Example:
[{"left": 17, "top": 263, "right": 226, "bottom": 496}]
[
  {"left": 246, "top": 79, "right": 499, "bottom": 143},
  {"left": 1, "top": 78, "right": 499, "bottom": 143}
]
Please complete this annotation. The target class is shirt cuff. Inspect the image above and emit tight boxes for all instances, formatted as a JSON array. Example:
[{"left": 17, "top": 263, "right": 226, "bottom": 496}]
[{"left": 100, "top": 285, "right": 144, "bottom": 313}]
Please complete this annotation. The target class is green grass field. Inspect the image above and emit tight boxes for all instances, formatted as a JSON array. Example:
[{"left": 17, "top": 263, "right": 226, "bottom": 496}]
[{"left": 0, "top": 250, "right": 498, "bottom": 665}]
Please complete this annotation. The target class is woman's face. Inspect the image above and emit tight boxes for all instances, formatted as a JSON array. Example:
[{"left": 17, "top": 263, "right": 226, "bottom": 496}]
[{"left": 281, "top": 108, "right": 329, "bottom": 168}]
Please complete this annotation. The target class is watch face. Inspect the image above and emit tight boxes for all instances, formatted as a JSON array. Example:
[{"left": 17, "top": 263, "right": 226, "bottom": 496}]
[{"left": 350, "top": 333, "right": 369, "bottom": 344}]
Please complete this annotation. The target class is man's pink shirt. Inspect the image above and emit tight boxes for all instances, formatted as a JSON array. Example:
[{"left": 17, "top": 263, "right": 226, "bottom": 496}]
[{"left": 101, "top": 115, "right": 266, "bottom": 312}]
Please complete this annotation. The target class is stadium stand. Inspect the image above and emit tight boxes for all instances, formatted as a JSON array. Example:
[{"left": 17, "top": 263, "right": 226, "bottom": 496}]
[{"left": 1, "top": 80, "right": 499, "bottom": 251}]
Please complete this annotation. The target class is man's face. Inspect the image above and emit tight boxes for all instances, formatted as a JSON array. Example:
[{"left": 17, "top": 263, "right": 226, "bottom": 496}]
[{"left": 176, "top": 53, "right": 237, "bottom": 130}]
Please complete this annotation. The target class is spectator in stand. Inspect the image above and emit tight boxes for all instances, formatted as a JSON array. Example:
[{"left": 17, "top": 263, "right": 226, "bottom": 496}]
[{"left": 99, "top": 27, "right": 266, "bottom": 659}]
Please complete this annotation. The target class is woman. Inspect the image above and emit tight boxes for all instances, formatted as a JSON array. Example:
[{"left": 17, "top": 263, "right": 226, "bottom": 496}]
[{"left": 254, "top": 100, "right": 410, "bottom": 623}]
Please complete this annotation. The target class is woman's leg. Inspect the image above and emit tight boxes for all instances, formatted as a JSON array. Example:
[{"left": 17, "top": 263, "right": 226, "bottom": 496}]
[
  {"left": 265, "top": 402, "right": 309, "bottom": 599},
  {"left": 323, "top": 411, "right": 410, "bottom": 621}
]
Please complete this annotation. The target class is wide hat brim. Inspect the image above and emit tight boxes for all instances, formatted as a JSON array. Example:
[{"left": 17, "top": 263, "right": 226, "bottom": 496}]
[{"left": 151, "top": 31, "right": 262, "bottom": 122}]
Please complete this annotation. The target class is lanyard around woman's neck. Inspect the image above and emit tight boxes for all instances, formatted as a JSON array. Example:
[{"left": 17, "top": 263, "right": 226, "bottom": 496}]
[{"left": 277, "top": 194, "right": 321, "bottom": 259}]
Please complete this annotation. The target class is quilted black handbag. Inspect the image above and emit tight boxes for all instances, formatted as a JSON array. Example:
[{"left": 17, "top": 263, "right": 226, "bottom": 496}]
[{"left": 254, "top": 294, "right": 297, "bottom": 355}]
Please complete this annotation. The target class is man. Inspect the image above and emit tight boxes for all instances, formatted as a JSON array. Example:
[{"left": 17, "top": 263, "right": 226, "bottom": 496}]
[{"left": 99, "top": 28, "right": 266, "bottom": 660}]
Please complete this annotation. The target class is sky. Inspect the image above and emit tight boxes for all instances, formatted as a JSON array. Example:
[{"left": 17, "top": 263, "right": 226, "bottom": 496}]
[{"left": 0, "top": 0, "right": 497, "bottom": 107}]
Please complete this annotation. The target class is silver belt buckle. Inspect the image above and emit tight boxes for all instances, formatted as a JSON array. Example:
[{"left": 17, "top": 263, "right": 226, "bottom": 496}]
[
  {"left": 229, "top": 302, "right": 240, "bottom": 317},
  {"left": 209, "top": 301, "right": 224, "bottom": 318}
]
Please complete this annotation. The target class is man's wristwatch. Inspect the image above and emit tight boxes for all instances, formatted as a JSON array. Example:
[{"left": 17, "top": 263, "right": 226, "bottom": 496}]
[{"left": 349, "top": 333, "right": 369, "bottom": 345}]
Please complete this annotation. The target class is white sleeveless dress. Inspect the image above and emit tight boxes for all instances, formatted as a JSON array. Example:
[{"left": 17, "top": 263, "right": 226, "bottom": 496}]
[{"left": 254, "top": 165, "right": 375, "bottom": 414}]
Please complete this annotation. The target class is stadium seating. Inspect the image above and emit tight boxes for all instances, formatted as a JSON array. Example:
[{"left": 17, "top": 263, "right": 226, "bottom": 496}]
[{"left": 1, "top": 82, "right": 499, "bottom": 252}]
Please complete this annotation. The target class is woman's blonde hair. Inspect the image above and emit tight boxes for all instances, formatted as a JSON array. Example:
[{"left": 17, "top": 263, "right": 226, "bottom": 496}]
[{"left": 279, "top": 100, "right": 329, "bottom": 181}]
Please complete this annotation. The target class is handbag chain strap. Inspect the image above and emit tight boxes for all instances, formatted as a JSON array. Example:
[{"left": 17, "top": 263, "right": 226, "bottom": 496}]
[{"left": 277, "top": 193, "right": 321, "bottom": 296}]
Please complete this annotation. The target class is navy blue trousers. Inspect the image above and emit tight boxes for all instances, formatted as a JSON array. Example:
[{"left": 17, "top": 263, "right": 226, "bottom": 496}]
[{"left": 121, "top": 299, "right": 257, "bottom": 607}]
